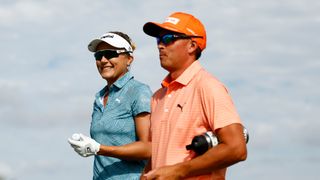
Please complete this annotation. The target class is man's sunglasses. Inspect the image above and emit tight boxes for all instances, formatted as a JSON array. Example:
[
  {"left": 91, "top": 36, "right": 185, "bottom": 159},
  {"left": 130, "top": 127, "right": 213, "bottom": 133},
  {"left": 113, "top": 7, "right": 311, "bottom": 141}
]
[
  {"left": 94, "top": 49, "right": 131, "bottom": 61},
  {"left": 156, "top": 34, "right": 203, "bottom": 45}
]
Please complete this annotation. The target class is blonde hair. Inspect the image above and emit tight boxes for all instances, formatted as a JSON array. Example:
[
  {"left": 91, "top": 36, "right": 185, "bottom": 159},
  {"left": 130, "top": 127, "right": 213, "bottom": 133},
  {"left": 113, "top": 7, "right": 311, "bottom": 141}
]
[{"left": 109, "top": 31, "right": 136, "bottom": 51}]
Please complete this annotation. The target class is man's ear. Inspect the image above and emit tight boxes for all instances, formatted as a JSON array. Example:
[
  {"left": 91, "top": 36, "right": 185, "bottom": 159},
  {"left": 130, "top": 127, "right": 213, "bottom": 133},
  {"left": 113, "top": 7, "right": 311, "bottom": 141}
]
[{"left": 188, "top": 40, "right": 198, "bottom": 53}]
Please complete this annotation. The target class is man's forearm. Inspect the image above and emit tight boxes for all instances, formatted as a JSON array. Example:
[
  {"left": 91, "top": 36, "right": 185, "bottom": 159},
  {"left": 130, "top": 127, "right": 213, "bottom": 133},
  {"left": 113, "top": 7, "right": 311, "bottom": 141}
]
[
  {"left": 178, "top": 142, "right": 247, "bottom": 178},
  {"left": 177, "top": 124, "right": 247, "bottom": 178}
]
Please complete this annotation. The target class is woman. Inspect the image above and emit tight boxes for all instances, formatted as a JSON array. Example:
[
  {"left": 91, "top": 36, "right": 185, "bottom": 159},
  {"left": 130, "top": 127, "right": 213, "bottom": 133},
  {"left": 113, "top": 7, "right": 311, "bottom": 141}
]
[{"left": 68, "top": 31, "right": 152, "bottom": 180}]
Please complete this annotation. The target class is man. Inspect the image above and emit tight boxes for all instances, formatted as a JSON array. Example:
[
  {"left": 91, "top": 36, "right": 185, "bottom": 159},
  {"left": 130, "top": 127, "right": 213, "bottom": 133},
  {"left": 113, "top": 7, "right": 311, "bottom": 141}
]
[{"left": 142, "top": 12, "right": 247, "bottom": 179}]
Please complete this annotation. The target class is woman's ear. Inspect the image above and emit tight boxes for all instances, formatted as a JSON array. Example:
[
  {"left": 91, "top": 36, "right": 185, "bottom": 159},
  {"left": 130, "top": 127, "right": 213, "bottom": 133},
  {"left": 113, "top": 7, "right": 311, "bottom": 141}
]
[{"left": 127, "top": 55, "right": 134, "bottom": 66}]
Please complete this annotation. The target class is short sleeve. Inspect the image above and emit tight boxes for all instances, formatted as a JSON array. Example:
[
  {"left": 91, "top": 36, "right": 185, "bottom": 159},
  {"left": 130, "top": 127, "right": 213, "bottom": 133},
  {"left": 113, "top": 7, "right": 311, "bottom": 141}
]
[
  {"left": 201, "top": 79, "right": 242, "bottom": 131},
  {"left": 132, "top": 84, "right": 152, "bottom": 117}
]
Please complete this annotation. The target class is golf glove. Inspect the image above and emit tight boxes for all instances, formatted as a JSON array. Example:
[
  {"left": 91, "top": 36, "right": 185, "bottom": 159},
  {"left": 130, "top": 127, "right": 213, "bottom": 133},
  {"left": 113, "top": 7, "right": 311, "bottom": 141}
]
[{"left": 68, "top": 133, "right": 100, "bottom": 157}]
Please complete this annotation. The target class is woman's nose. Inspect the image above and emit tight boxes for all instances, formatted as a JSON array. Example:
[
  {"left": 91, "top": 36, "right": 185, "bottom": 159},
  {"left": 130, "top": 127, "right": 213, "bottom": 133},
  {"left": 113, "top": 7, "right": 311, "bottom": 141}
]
[{"left": 100, "top": 56, "right": 110, "bottom": 62}]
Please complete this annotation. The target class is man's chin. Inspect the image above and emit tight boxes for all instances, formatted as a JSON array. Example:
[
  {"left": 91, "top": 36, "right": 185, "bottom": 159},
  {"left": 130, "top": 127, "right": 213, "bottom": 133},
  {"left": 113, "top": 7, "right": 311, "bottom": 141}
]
[{"left": 161, "top": 64, "right": 174, "bottom": 72}]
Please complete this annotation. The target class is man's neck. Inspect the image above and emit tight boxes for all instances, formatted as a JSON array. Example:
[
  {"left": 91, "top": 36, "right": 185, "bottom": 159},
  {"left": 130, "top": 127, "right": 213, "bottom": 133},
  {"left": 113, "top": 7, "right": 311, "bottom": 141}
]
[{"left": 169, "top": 60, "right": 195, "bottom": 80}]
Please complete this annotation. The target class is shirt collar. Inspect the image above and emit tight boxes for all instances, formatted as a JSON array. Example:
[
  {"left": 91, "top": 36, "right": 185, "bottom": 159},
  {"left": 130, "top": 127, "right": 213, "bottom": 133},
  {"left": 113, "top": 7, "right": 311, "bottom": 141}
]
[
  {"left": 161, "top": 61, "right": 202, "bottom": 87},
  {"left": 113, "top": 72, "right": 133, "bottom": 89}
]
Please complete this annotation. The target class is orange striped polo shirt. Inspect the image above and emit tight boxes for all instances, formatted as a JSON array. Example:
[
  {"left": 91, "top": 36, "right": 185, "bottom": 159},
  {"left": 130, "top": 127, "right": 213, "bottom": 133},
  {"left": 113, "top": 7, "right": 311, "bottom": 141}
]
[{"left": 150, "top": 61, "right": 242, "bottom": 179}]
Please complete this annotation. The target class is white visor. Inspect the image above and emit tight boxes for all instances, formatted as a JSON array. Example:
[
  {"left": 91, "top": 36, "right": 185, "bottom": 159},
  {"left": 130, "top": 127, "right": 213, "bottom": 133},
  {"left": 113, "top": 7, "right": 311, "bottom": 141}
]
[{"left": 88, "top": 32, "right": 133, "bottom": 53}]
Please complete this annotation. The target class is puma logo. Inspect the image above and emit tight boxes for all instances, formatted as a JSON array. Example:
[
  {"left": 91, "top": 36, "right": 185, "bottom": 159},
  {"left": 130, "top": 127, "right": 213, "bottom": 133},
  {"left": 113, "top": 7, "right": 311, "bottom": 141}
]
[
  {"left": 115, "top": 98, "right": 121, "bottom": 103},
  {"left": 177, "top": 102, "right": 186, "bottom": 112}
]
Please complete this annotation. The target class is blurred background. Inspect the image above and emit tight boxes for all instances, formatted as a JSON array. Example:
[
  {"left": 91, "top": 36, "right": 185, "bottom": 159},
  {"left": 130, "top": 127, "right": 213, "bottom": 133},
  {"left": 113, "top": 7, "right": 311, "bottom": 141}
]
[{"left": 0, "top": 0, "right": 319, "bottom": 179}]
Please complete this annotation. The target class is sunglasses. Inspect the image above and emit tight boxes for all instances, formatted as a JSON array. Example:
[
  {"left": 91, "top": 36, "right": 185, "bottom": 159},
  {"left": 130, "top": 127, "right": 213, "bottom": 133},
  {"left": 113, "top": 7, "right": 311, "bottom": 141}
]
[
  {"left": 94, "top": 49, "right": 131, "bottom": 61},
  {"left": 156, "top": 34, "right": 203, "bottom": 45}
]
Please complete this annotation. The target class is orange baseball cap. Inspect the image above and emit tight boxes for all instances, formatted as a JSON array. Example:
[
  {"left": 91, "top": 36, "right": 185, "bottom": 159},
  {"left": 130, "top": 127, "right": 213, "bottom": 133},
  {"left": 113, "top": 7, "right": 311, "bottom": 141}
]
[{"left": 143, "top": 12, "right": 206, "bottom": 50}]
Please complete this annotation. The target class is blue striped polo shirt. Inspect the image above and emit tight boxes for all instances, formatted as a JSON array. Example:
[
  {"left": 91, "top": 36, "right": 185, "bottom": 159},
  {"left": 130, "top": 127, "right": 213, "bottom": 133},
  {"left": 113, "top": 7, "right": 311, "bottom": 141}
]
[{"left": 90, "top": 72, "right": 152, "bottom": 180}]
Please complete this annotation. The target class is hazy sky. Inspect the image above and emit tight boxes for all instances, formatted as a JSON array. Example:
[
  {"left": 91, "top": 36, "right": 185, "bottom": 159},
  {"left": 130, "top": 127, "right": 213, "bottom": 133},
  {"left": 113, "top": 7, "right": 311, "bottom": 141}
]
[{"left": 0, "top": 0, "right": 319, "bottom": 179}]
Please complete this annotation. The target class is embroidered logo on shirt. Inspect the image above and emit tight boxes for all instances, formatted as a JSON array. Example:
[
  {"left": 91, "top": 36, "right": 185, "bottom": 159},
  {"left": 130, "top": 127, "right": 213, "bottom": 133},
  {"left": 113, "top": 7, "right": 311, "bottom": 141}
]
[
  {"left": 177, "top": 102, "right": 186, "bottom": 112},
  {"left": 115, "top": 98, "right": 121, "bottom": 103}
]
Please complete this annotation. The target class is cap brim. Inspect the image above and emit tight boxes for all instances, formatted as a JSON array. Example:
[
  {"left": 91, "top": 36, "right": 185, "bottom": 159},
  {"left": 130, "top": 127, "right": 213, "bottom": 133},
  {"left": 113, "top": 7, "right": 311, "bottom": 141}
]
[
  {"left": 88, "top": 39, "right": 105, "bottom": 52},
  {"left": 143, "top": 22, "right": 181, "bottom": 37}
]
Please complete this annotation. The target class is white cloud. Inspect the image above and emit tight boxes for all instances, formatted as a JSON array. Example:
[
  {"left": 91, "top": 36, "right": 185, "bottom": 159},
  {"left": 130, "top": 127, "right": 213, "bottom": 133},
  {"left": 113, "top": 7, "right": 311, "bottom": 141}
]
[{"left": 0, "top": 1, "right": 54, "bottom": 27}]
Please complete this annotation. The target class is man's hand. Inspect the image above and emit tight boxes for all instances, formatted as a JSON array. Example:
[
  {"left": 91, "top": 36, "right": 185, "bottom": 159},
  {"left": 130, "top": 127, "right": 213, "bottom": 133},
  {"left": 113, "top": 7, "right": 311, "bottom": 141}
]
[
  {"left": 68, "top": 133, "right": 100, "bottom": 157},
  {"left": 142, "top": 164, "right": 185, "bottom": 180}
]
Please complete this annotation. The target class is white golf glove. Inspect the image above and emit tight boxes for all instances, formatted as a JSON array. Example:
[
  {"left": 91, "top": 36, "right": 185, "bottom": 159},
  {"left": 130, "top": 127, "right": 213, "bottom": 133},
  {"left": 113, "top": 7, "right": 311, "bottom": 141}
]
[{"left": 68, "top": 133, "right": 100, "bottom": 157}]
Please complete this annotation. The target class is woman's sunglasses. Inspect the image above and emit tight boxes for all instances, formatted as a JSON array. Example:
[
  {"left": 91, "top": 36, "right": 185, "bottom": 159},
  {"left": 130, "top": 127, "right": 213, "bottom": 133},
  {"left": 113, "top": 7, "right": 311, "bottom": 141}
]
[
  {"left": 94, "top": 49, "right": 131, "bottom": 61},
  {"left": 156, "top": 34, "right": 203, "bottom": 45}
]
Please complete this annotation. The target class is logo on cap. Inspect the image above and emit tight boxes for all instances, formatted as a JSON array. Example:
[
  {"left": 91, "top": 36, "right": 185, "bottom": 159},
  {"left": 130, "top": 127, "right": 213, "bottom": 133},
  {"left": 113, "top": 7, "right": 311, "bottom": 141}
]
[
  {"left": 165, "top": 17, "right": 180, "bottom": 25},
  {"left": 101, "top": 34, "right": 114, "bottom": 39}
]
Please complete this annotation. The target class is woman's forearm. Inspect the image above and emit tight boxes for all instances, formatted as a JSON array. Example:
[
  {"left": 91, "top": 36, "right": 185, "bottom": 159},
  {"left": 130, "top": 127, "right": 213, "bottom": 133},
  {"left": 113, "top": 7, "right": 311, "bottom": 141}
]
[{"left": 97, "top": 141, "right": 151, "bottom": 160}]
